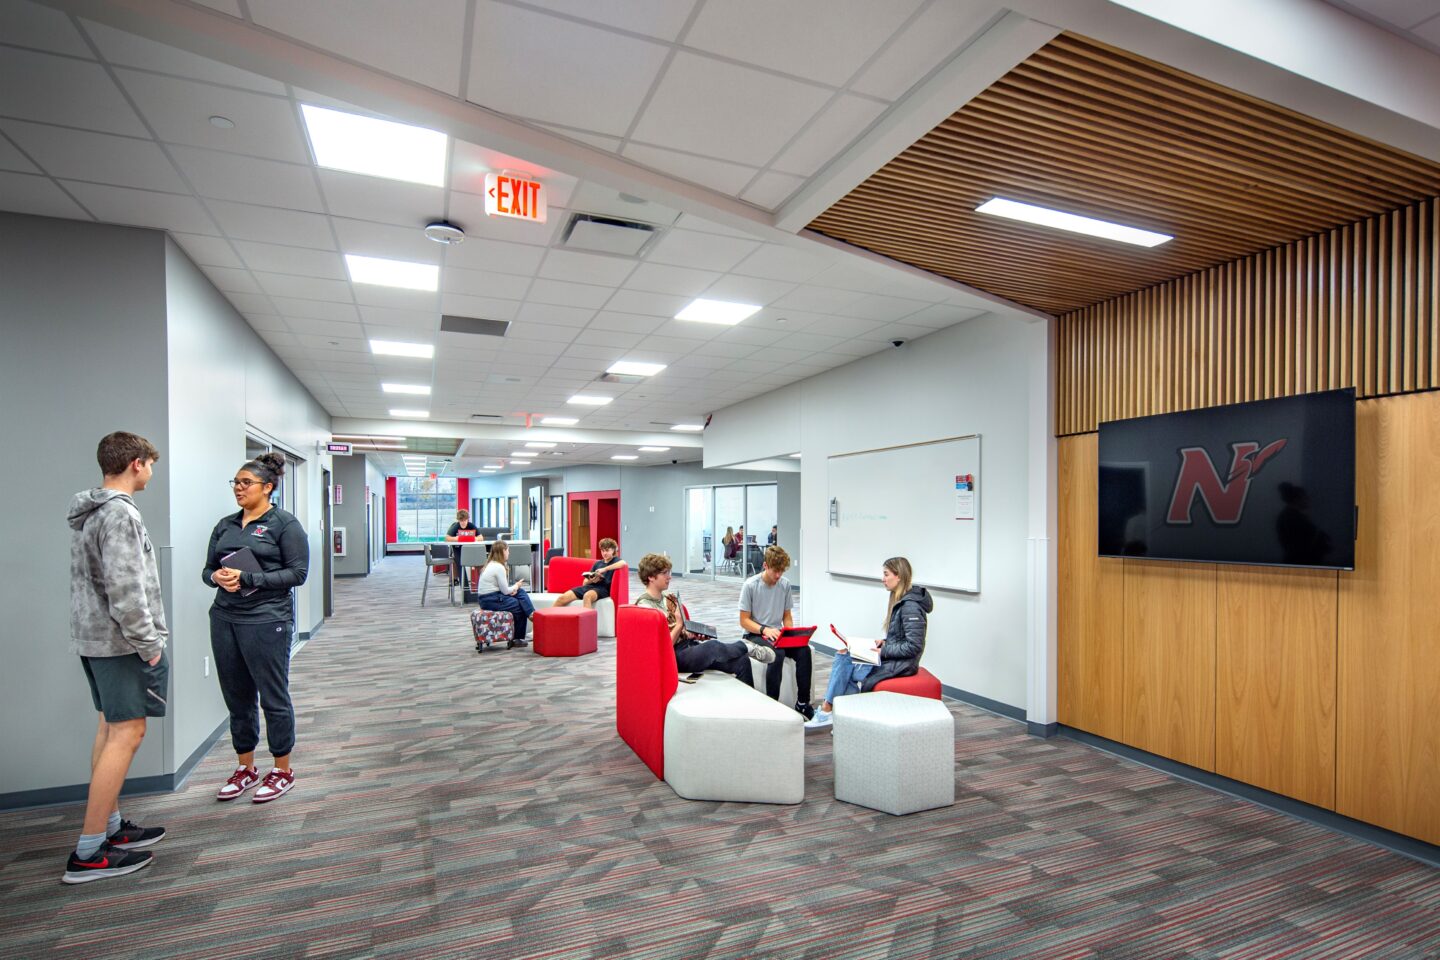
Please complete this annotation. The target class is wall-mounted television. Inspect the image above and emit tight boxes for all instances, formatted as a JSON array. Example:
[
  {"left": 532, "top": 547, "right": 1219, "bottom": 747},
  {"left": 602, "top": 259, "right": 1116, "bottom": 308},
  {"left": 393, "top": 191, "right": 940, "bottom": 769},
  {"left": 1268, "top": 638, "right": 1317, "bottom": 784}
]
[{"left": 1097, "top": 388, "right": 1355, "bottom": 569}]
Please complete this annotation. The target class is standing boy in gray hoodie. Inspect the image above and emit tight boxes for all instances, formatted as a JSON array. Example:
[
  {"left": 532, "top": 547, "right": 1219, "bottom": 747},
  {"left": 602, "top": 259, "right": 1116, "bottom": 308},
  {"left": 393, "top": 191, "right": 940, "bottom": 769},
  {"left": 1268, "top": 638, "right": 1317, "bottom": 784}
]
[{"left": 62, "top": 432, "right": 169, "bottom": 884}]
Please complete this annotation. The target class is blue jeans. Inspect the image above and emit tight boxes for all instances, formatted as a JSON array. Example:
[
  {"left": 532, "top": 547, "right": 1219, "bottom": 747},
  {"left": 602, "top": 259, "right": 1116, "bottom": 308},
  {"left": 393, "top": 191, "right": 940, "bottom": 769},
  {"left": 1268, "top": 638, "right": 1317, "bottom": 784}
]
[
  {"left": 479, "top": 588, "right": 536, "bottom": 639},
  {"left": 824, "top": 651, "right": 873, "bottom": 706}
]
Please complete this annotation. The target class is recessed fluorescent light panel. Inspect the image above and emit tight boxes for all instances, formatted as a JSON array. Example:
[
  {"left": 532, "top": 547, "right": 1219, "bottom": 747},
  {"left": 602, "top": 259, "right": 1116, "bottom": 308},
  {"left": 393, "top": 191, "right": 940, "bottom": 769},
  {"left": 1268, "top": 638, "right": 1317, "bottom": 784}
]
[
  {"left": 671, "top": 424, "right": 704, "bottom": 432},
  {"left": 611, "top": 455, "right": 638, "bottom": 461},
  {"left": 568, "top": 394, "right": 613, "bottom": 406},
  {"left": 346, "top": 255, "right": 439, "bottom": 291},
  {"left": 300, "top": 104, "right": 447, "bottom": 187},
  {"left": 638, "top": 446, "right": 670, "bottom": 452},
  {"left": 524, "top": 441, "right": 557, "bottom": 449},
  {"left": 540, "top": 416, "right": 578, "bottom": 426},
  {"left": 675, "top": 298, "right": 761, "bottom": 325},
  {"left": 382, "top": 383, "right": 431, "bottom": 395},
  {"left": 607, "top": 360, "right": 667, "bottom": 377},
  {"left": 389, "top": 408, "right": 430, "bottom": 417},
  {"left": 975, "top": 197, "right": 1172, "bottom": 248},
  {"left": 370, "top": 339, "right": 434, "bottom": 359},
  {"left": 508, "top": 460, "right": 532, "bottom": 465}
]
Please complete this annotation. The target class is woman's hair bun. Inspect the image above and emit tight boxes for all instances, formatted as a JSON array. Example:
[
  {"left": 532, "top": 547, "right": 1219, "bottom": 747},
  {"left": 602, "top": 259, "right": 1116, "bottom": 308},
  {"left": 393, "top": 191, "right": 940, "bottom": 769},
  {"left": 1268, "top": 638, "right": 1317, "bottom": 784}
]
[{"left": 256, "top": 451, "right": 286, "bottom": 477}]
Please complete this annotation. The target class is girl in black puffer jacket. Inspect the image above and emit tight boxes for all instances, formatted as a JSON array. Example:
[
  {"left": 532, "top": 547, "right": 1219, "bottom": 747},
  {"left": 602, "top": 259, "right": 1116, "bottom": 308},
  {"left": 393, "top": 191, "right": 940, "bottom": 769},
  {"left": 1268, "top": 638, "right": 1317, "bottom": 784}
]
[{"left": 805, "top": 556, "right": 932, "bottom": 729}]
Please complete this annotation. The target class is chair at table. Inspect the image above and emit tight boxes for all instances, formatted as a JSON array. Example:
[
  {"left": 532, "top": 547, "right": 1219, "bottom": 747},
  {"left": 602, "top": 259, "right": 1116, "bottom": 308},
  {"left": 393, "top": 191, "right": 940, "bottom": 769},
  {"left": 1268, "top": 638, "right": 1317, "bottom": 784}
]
[
  {"left": 459, "top": 542, "right": 490, "bottom": 599},
  {"left": 421, "top": 543, "right": 455, "bottom": 606},
  {"left": 508, "top": 542, "right": 534, "bottom": 588}
]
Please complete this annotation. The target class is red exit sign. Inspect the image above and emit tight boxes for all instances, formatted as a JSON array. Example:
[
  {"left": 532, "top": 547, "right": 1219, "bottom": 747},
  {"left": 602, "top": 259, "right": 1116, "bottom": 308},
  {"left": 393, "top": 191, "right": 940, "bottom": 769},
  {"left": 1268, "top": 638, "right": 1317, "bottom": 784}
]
[{"left": 485, "top": 172, "right": 547, "bottom": 223}]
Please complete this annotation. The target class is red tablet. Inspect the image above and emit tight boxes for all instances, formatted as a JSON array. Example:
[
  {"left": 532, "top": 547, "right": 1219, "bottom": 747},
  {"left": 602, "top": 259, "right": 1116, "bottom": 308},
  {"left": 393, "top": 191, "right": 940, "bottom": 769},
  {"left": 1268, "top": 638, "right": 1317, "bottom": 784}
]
[{"left": 773, "top": 625, "right": 817, "bottom": 648}]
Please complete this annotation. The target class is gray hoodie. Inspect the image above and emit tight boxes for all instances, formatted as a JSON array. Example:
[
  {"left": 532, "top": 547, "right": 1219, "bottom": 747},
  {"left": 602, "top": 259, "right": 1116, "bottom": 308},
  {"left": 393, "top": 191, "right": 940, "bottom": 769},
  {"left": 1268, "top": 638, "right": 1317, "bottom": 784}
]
[{"left": 68, "top": 489, "right": 168, "bottom": 660}]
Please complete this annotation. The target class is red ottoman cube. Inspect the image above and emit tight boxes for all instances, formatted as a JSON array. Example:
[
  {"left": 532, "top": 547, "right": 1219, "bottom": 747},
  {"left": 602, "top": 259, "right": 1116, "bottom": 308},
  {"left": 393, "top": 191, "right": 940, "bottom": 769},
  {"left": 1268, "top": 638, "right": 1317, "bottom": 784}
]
[
  {"left": 874, "top": 667, "right": 942, "bottom": 700},
  {"left": 531, "top": 606, "right": 598, "bottom": 657}
]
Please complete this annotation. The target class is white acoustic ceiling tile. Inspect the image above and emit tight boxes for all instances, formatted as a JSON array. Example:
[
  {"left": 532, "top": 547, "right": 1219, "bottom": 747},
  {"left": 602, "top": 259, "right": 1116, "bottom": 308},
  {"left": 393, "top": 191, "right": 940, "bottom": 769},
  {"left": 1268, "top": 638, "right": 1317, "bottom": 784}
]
[
  {"left": 731, "top": 242, "right": 833, "bottom": 282},
  {"left": 647, "top": 320, "right": 723, "bottom": 342},
  {"left": 772, "top": 95, "right": 888, "bottom": 177},
  {"left": 768, "top": 285, "right": 866, "bottom": 313},
  {"left": 717, "top": 325, "right": 786, "bottom": 347},
  {"left": 249, "top": 0, "right": 467, "bottom": 95},
  {"left": 686, "top": 0, "right": 921, "bottom": 86},
  {"left": 1413, "top": 13, "right": 1440, "bottom": 41},
  {"left": 621, "top": 142, "right": 759, "bottom": 197},
  {"left": 192, "top": 0, "right": 243, "bottom": 15},
  {"left": 358, "top": 305, "right": 439, "bottom": 329},
  {"left": 331, "top": 217, "right": 439, "bottom": 263},
  {"left": 169, "top": 145, "right": 323, "bottom": 211},
  {"left": 0, "top": 120, "right": 186, "bottom": 193},
  {"left": 672, "top": 213, "right": 760, "bottom": 239},
  {"left": 116, "top": 70, "right": 308, "bottom": 163},
  {"left": 527, "top": 279, "right": 614, "bottom": 309},
  {"left": 62, "top": 181, "right": 216, "bottom": 234},
  {"left": 701, "top": 274, "right": 797, "bottom": 306},
  {"left": 1, "top": 1, "right": 94, "bottom": 57},
  {"left": 516, "top": 0, "right": 697, "bottom": 40},
  {"left": 204, "top": 266, "right": 263, "bottom": 294},
  {"left": 352, "top": 285, "right": 439, "bottom": 310},
  {"left": 443, "top": 266, "right": 532, "bottom": 300},
  {"left": 702, "top": 341, "right": 761, "bottom": 359},
  {"left": 232, "top": 240, "right": 346, "bottom": 279},
  {"left": 904, "top": 303, "right": 986, "bottom": 329},
  {"left": 740, "top": 171, "right": 807, "bottom": 210},
  {"left": 504, "top": 321, "right": 579, "bottom": 343},
  {"left": 448, "top": 190, "right": 564, "bottom": 245},
  {"left": 852, "top": 2, "right": 996, "bottom": 101},
  {"left": 804, "top": 315, "right": 886, "bottom": 338},
  {"left": 440, "top": 293, "right": 522, "bottom": 321},
  {"left": 295, "top": 333, "right": 367, "bottom": 354},
  {"left": 632, "top": 54, "right": 833, "bottom": 167},
  {"left": 172, "top": 233, "right": 243, "bottom": 268},
  {"left": 603, "top": 289, "right": 690, "bottom": 318},
  {"left": 207, "top": 199, "right": 333, "bottom": 247},
  {"left": 589, "top": 312, "right": 666, "bottom": 335},
  {"left": 466, "top": 1, "right": 670, "bottom": 136},
  {"left": 624, "top": 262, "right": 720, "bottom": 297},
  {"left": 0, "top": 134, "right": 38, "bottom": 174},
  {"left": 0, "top": 49, "right": 147, "bottom": 137},
  {"left": 531, "top": 124, "right": 624, "bottom": 154},
  {"left": 572, "top": 327, "right": 640, "bottom": 348},
  {"left": 803, "top": 260, "right": 894, "bottom": 292},
  {"left": 441, "top": 235, "right": 545, "bottom": 276},
  {"left": 827, "top": 339, "right": 891, "bottom": 358},
  {"left": 285, "top": 316, "right": 367, "bottom": 339},
  {"left": 769, "top": 332, "right": 847, "bottom": 353},
  {"left": 81, "top": 20, "right": 287, "bottom": 94},
  {"left": 836, "top": 294, "right": 933, "bottom": 322},
  {"left": 646, "top": 227, "right": 760, "bottom": 272},
  {"left": 244, "top": 313, "right": 289, "bottom": 331},
  {"left": 539, "top": 249, "right": 637, "bottom": 286},
  {"left": 515, "top": 302, "right": 595, "bottom": 327},
  {"left": 272, "top": 297, "right": 359, "bottom": 322},
  {"left": 254, "top": 272, "right": 354, "bottom": 301},
  {"left": 634, "top": 335, "right": 706, "bottom": 355},
  {"left": 224, "top": 292, "right": 277, "bottom": 314},
  {"left": 450, "top": 141, "right": 578, "bottom": 207},
  {"left": 318, "top": 169, "right": 445, "bottom": 228}
]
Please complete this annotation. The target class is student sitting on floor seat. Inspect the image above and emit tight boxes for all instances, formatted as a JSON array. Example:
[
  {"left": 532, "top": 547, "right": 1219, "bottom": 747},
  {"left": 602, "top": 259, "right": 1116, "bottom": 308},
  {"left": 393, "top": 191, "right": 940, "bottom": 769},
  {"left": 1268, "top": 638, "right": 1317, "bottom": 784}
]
[{"left": 633, "top": 553, "right": 773, "bottom": 684}]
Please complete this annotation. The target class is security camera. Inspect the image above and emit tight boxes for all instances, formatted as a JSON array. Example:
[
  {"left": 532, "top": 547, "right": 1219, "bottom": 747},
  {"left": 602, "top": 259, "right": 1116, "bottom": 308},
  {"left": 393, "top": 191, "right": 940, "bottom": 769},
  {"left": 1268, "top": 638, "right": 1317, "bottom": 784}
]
[
  {"left": 891, "top": 338, "right": 906, "bottom": 348},
  {"left": 671, "top": 459, "right": 679, "bottom": 465}
]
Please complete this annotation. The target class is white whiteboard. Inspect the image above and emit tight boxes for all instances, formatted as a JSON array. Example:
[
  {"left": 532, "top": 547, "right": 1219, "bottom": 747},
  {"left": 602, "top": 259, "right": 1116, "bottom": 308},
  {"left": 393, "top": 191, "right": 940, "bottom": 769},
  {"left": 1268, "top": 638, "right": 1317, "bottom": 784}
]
[{"left": 826, "top": 435, "right": 980, "bottom": 593}]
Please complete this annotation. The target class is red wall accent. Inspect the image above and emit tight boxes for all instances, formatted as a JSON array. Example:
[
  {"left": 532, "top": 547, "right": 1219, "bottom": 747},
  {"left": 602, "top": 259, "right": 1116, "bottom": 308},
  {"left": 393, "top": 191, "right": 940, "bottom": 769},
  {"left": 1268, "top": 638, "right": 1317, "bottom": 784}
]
[
  {"left": 566, "top": 489, "right": 621, "bottom": 559},
  {"left": 457, "top": 478, "right": 469, "bottom": 513},
  {"left": 385, "top": 476, "right": 397, "bottom": 544}
]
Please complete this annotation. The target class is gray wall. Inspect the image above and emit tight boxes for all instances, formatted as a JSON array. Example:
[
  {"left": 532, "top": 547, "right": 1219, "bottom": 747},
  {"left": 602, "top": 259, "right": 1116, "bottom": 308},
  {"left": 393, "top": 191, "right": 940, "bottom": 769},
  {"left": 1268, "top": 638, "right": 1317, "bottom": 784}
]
[
  {"left": 331, "top": 454, "right": 370, "bottom": 576},
  {"left": 0, "top": 215, "right": 333, "bottom": 802}
]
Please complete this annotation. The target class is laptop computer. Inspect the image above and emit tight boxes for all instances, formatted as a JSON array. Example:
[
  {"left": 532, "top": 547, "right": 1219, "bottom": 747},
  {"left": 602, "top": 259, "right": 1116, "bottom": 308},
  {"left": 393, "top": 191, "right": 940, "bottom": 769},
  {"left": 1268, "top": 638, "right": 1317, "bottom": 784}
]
[{"left": 772, "top": 625, "right": 817, "bottom": 648}]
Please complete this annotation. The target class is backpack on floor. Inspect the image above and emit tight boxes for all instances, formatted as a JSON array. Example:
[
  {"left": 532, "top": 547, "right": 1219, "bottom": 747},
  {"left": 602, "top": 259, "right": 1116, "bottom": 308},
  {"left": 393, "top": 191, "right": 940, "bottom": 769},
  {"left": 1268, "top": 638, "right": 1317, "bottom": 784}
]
[{"left": 471, "top": 609, "right": 514, "bottom": 652}]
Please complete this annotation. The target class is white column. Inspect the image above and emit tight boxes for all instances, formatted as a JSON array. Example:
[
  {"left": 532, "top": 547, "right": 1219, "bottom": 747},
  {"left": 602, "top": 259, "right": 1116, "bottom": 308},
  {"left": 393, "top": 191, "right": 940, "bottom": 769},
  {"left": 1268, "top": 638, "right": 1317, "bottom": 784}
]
[{"left": 1025, "top": 317, "right": 1059, "bottom": 732}]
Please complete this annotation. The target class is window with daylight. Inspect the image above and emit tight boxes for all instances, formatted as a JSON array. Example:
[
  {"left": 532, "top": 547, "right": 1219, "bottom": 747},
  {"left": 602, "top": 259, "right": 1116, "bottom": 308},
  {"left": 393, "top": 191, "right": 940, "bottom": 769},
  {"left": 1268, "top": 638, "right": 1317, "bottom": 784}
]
[{"left": 394, "top": 476, "right": 457, "bottom": 542}]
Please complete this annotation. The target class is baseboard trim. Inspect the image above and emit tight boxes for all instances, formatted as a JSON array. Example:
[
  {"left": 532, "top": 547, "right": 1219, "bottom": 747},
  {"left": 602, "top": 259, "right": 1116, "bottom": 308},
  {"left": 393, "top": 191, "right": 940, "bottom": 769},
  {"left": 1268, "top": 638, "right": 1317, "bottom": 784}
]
[
  {"left": 0, "top": 717, "right": 229, "bottom": 812},
  {"left": 1058, "top": 725, "right": 1440, "bottom": 869},
  {"left": 1027, "top": 721, "right": 1059, "bottom": 738},
  {"left": 810, "top": 642, "right": 1027, "bottom": 723},
  {"left": 335, "top": 572, "right": 367, "bottom": 579}
]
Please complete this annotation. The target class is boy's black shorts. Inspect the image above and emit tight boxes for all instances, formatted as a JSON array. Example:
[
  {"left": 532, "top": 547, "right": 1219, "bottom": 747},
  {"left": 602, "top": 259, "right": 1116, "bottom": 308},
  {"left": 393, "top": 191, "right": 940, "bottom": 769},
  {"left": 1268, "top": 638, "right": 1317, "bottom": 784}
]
[{"left": 81, "top": 651, "right": 169, "bottom": 722}]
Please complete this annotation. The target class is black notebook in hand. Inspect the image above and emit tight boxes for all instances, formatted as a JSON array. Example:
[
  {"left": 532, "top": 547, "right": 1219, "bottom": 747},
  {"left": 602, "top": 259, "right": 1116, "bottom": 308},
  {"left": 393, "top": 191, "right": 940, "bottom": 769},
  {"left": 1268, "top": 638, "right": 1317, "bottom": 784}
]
[{"left": 219, "top": 547, "right": 262, "bottom": 597}]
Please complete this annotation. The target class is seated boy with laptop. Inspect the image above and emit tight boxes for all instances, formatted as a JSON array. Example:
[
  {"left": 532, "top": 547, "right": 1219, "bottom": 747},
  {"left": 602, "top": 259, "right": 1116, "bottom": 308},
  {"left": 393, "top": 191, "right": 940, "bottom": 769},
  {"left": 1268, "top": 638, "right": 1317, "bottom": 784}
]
[{"left": 633, "top": 553, "right": 774, "bottom": 685}]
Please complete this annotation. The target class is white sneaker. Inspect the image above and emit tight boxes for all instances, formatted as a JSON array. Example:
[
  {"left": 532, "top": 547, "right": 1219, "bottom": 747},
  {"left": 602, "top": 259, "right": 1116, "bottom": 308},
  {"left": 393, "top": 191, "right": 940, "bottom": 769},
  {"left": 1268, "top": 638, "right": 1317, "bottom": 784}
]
[
  {"left": 747, "top": 642, "right": 776, "bottom": 664},
  {"left": 803, "top": 709, "right": 833, "bottom": 730}
]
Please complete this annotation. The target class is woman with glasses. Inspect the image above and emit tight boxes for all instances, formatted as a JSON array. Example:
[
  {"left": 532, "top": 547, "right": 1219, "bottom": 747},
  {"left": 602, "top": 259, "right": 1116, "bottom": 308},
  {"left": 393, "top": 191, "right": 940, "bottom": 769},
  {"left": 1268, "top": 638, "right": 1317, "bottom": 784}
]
[{"left": 203, "top": 452, "right": 310, "bottom": 804}]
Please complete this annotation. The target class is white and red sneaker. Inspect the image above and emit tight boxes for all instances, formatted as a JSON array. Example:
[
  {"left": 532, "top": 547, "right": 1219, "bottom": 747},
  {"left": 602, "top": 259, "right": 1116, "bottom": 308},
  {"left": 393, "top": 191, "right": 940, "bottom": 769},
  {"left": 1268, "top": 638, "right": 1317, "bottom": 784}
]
[
  {"left": 217, "top": 766, "right": 260, "bottom": 801},
  {"left": 252, "top": 768, "right": 295, "bottom": 804}
]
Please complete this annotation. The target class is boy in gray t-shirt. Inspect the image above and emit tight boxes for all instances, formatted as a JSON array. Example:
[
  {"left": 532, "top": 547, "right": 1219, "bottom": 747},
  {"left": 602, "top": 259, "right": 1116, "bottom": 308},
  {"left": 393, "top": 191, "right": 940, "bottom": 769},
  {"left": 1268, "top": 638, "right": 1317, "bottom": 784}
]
[{"left": 738, "top": 546, "right": 812, "bottom": 718}]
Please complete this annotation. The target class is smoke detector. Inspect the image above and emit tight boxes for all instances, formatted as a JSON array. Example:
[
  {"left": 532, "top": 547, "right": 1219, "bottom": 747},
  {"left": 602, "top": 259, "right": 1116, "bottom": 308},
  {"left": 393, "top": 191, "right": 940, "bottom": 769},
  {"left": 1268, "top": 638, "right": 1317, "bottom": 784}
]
[{"left": 424, "top": 221, "right": 465, "bottom": 245}]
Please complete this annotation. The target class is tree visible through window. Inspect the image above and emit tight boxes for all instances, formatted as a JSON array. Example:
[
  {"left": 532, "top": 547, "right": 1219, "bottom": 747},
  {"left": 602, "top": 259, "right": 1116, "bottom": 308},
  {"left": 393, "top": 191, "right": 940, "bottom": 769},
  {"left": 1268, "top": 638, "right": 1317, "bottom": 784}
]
[{"left": 395, "top": 476, "right": 457, "bottom": 543}]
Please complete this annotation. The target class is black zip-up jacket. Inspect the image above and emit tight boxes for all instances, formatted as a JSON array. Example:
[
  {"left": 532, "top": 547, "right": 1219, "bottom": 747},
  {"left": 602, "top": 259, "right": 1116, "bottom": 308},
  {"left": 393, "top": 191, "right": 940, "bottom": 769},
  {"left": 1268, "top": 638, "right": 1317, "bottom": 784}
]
[
  {"left": 203, "top": 506, "right": 309, "bottom": 623},
  {"left": 859, "top": 586, "right": 932, "bottom": 692}
]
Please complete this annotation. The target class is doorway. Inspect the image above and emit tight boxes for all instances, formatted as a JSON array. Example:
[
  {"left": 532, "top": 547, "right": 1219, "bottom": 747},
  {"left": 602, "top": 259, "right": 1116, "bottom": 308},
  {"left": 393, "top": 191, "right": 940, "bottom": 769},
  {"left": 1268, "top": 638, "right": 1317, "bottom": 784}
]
[
  {"left": 567, "top": 489, "right": 620, "bottom": 559},
  {"left": 321, "top": 467, "right": 333, "bottom": 619},
  {"left": 685, "top": 482, "right": 778, "bottom": 581}
]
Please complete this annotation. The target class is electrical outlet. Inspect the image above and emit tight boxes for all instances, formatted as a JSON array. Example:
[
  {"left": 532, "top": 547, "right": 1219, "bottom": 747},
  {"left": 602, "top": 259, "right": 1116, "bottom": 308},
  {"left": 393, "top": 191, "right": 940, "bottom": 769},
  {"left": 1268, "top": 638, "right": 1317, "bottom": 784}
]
[
  {"left": 203, "top": 655, "right": 210, "bottom": 677},
  {"left": 649, "top": 505, "right": 654, "bottom": 512}
]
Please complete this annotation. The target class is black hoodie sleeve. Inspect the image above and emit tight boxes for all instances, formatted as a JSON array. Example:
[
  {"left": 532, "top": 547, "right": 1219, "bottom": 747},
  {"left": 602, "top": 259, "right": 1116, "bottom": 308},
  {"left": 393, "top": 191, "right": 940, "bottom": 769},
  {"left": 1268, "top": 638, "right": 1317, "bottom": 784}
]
[
  {"left": 880, "top": 598, "right": 927, "bottom": 662},
  {"left": 238, "top": 516, "right": 310, "bottom": 590}
]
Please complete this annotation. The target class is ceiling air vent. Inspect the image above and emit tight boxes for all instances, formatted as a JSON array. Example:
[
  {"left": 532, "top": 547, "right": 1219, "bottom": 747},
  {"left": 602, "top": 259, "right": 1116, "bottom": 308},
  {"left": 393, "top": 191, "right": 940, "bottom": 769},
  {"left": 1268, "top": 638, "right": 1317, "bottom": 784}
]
[
  {"left": 596, "top": 372, "right": 645, "bottom": 385},
  {"left": 560, "top": 213, "right": 660, "bottom": 258},
  {"left": 468, "top": 413, "right": 502, "bottom": 421},
  {"left": 441, "top": 314, "right": 509, "bottom": 337}
]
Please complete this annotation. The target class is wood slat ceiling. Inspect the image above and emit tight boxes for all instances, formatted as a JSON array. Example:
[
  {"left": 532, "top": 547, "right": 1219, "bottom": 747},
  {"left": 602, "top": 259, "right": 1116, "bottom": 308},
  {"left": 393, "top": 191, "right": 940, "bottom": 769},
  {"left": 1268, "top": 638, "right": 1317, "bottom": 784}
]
[{"left": 809, "top": 33, "right": 1440, "bottom": 316}]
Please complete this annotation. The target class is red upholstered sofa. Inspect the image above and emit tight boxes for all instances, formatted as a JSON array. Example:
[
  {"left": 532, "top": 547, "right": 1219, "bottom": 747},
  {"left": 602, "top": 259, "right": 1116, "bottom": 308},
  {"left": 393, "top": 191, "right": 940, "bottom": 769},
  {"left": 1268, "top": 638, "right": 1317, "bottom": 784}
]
[
  {"left": 545, "top": 555, "right": 629, "bottom": 605},
  {"left": 615, "top": 605, "right": 678, "bottom": 779},
  {"left": 875, "top": 667, "right": 942, "bottom": 700}
]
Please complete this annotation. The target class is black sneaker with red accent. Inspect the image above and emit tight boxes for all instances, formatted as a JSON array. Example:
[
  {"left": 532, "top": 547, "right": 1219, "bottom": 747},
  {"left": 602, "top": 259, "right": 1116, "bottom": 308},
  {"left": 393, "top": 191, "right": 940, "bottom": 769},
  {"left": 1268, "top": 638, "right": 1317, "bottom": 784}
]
[
  {"left": 108, "top": 819, "right": 166, "bottom": 850},
  {"left": 61, "top": 841, "right": 153, "bottom": 885}
]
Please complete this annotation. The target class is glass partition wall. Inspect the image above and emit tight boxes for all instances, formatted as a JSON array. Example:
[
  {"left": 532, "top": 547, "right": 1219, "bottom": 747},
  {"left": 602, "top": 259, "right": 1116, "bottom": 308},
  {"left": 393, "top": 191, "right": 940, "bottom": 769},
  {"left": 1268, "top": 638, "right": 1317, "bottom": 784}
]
[{"left": 685, "top": 482, "right": 779, "bottom": 582}]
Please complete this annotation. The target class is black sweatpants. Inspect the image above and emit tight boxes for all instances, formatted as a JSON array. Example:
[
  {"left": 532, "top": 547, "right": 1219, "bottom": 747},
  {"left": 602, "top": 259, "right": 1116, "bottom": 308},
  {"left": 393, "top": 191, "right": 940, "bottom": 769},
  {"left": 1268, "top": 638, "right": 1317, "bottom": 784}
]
[
  {"left": 675, "top": 637, "right": 753, "bottom": 686},
  {"left": 210, "top": 611, "right": 295, "bottom": 759}
]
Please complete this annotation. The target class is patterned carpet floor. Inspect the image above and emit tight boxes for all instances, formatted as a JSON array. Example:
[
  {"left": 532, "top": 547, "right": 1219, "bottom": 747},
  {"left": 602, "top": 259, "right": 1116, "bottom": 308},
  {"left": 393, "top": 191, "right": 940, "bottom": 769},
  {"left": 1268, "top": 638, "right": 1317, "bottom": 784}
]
[{"left": 2, "top": 559, "right": 1438, "bottom": 959}]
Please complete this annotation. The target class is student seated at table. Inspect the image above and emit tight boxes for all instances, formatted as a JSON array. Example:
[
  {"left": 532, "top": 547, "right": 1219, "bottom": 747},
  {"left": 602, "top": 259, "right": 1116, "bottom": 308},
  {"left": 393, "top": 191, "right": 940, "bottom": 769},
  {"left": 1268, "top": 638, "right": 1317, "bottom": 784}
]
[
  {"left": 804, "top": 556, "right": 931, "bottom": 730},
  {"left": 476, "top": 541, "right": 533, "bottom": 646},
  {"left": 445, "top": 509, "right": 480, "bottom": 585},
  {"left": 552, "top": 538, "right": 626, "bottom": 608},
  {"left": 633, "top": 553, "right": 773, "bottom": 683}
]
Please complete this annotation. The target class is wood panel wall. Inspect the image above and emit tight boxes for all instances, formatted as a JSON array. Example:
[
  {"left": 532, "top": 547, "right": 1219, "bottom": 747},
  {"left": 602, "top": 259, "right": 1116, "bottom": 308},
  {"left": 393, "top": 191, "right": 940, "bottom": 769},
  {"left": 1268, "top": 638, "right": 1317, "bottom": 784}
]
[
  {"left": 1057, "top": 394, "right": 1440, "bottom": 845},
  {"left": 1056, "top": 196, "right": 1440, "bottom": 436}
]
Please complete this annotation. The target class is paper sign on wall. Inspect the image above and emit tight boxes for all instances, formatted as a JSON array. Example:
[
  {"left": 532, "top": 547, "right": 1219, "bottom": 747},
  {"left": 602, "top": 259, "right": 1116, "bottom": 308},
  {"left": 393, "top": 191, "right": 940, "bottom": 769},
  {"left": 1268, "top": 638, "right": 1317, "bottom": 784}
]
[{"left": 955, "top": 474, "right": 975, "bottom": 520}]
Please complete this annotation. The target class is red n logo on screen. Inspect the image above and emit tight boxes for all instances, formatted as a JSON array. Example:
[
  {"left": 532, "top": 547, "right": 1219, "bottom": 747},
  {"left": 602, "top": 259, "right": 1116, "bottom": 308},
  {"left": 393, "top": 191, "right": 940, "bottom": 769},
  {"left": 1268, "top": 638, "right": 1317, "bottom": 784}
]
[{"left": 1166, "top": 439, "right": 1287, "bottom": 525}]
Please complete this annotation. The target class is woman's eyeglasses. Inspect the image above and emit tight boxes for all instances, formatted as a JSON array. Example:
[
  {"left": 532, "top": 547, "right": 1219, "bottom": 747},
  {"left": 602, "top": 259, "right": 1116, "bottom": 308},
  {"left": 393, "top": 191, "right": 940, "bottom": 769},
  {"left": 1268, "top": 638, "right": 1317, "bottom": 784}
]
[{"left": 229, "top": 478, "right": 262, "bottom": 489}]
